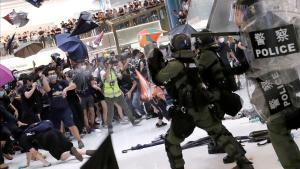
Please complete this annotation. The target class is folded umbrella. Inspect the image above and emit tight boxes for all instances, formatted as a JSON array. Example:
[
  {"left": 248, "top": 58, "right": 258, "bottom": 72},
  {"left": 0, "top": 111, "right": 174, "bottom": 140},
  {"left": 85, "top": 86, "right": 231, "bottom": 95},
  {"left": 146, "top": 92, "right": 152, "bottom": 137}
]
[
  {"left": 14, "top": 42, "right": 43, "bottom": 58},
  {"left": 70, "top": 11, "right": 99, "bottom": 36},
  {"left": 0, "top": 64, "right": 14, "bottom": 87},
  {"left": 6, "top": 33, "right": 16, "bottom": 54}
]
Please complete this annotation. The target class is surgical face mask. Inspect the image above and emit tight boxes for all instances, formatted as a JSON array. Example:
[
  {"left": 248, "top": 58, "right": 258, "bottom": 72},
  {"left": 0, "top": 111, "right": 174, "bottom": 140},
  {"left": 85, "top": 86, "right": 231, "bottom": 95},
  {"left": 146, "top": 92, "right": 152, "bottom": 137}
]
[
  {"left": 218, "top": 37, "right": 225, "bottom": 43},
  {"left": 0, "top": 91, "right": 5, "bottom": 98},
  {"left": 48, "top": 74, "right": 58, "bottom": 82}
]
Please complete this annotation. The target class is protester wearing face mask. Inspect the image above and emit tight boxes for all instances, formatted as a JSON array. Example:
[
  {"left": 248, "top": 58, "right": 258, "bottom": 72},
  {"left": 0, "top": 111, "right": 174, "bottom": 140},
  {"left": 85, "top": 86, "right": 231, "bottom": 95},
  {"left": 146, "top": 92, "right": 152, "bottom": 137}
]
[
  {"left": 63, "top": 68, "right": 85, "bottom": 133},
  {"left": 64, "top": 63, "right": 97, "bottom": 133},
  {"left": 41, "top": 67, "right": 84, "bottom": 149}
]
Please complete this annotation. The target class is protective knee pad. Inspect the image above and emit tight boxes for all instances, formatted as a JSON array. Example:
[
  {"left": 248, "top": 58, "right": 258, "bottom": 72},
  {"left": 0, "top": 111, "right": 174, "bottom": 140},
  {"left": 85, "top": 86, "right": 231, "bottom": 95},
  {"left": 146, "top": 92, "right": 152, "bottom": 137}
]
[
  {"left": 171, "top": 112, "right": 195, "bottom": 139},
  {"left": 207, "top": 125, "right": 232, "bottom": 141}
]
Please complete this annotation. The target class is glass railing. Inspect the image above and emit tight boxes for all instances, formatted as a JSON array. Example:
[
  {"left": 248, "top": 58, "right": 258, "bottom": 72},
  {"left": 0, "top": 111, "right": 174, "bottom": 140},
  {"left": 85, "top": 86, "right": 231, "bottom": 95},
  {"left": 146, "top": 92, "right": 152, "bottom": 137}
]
[{"left": 0, "top": 4, "right": 168, "bottom": 58}]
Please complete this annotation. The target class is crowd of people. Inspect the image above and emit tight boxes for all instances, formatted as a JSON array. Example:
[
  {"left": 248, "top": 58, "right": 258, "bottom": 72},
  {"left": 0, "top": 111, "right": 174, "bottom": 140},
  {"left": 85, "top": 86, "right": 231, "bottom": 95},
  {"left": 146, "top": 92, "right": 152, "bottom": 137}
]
[
  {"left": 173, "top": 0, "right": 191, "bottom": 25},
  {"left": 0, "top": 46, "right": 172, "bottom": 168},
  {"left": 0, "top": 0, "right": 166, "bottom": 57},
  {"left": 94, "top": 0, "right": 164, "bottom": 21}
]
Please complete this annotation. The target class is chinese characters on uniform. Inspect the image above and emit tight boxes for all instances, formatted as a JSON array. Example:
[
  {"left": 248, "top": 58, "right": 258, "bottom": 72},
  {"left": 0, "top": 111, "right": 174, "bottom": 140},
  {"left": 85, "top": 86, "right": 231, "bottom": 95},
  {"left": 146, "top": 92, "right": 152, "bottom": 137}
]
[{"left": 249, "top": 25, "right": 299, "bottom": 58}]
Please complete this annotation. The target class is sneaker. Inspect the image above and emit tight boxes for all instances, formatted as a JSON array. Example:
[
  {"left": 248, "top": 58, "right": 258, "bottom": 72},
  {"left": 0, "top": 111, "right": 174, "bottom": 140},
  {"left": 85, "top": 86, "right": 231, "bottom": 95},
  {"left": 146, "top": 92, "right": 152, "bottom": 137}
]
[
  {"left": 78, "top": 141, "right": 85, "bottom": 149},
  {"left": 86, "top": 128, "right": 94, "bottom": 134},
  {"left": 95, "top": 117, "right": 101, "bottom": 124},
  {"left": 120, "top": 119, "right": 130, "bottom": 125},
  {"left": 43, "top": 162, "right": 51, "bottom": 167},
  {"left": 156, "top": 122, "right": 167, "bottom": 128},
  {"left": 132, "top": 119, "right": 142, "bottom": 126},
  {"left": 108, "top": 128, "right": 113, "bottom": 134},
  {"left": 141, "top": 115, "right": 147, "bottom": 119},
  {"left": 70, "top": 147, "right": 83, "bottom": 162}
]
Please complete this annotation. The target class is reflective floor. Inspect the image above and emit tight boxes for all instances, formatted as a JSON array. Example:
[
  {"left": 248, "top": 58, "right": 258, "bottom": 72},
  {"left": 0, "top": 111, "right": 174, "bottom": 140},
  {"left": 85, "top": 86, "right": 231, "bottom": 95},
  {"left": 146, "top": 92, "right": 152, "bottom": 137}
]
[{"left": 7, "top": 77, "right": 300, "bottom": 169}]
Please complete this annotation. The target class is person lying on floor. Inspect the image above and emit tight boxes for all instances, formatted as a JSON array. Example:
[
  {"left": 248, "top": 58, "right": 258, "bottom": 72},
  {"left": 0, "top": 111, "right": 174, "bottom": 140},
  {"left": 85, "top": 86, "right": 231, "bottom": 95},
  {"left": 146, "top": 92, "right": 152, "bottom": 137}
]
[{"left": 19, "top": 120, "right": 95, "bottom": 168}]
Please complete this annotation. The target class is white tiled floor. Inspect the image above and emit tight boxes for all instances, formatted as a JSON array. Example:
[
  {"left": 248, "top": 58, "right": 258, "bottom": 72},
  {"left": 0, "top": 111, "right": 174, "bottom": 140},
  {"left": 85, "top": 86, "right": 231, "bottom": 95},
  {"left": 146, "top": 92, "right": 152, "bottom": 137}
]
[
  {"left": 7, "top": 76, "right": 300, "bottom": 169},
  {"left": 7, "top": 117, "right": 300, "bottom": 169}
]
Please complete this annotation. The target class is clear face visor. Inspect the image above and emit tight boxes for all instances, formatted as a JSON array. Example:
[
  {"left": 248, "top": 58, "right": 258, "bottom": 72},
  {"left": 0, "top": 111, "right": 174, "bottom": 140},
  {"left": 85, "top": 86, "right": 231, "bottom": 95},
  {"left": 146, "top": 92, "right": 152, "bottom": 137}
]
[{"left": 231, "top": 1, "right": 267, "bottom": 28}]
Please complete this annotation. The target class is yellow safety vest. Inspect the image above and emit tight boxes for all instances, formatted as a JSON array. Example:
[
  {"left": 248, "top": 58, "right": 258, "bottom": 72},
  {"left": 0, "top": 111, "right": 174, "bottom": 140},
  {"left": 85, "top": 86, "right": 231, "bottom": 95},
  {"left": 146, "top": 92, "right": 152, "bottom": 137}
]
[{"left": 103, "top": 70, "right": 122, "bottom": 98}]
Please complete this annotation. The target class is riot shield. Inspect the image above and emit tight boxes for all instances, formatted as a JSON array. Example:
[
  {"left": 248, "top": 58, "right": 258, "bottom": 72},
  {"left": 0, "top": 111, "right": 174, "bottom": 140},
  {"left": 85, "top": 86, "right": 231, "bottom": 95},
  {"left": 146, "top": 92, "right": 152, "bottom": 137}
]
[{"left": 232, "top": 0, "right": 300, "bottom": 122}]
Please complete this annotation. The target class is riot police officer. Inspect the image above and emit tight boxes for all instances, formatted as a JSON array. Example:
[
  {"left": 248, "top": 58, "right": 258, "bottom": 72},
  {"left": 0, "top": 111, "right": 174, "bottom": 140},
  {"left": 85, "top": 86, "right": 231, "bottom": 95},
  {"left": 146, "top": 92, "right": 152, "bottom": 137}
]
[
  {"left": 233, "top": 0, "right": 300, "bottom": 168},
  {"left": 147, "top": 34, "right": 254, "bottom": 169}
]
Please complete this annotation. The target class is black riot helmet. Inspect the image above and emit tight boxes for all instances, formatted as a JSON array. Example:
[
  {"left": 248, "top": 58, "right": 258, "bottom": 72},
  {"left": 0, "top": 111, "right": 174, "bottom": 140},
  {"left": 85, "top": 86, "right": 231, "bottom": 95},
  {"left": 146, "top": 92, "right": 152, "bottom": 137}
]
[
  {"left": 196, "top": 29, "right": 216, "bottom": 49},
  {"left": 170, "top": 33, "right": 192, "bottom": 52}
]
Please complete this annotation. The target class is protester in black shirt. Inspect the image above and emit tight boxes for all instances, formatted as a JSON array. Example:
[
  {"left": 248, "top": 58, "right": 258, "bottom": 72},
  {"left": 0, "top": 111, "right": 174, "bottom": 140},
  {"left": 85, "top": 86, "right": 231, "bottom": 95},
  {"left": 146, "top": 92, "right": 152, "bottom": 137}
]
[
  {"left": 18, "top": 74, "right": 40, "bottom": 125},
  {"left": 216, "top": 36, "right": 238, "bottom": 70},
  {"left": 19, "top": 121, "right": 95, "bottom": 168},
  {"left": 0, "top": 87, "right": 18, "bottom": 119},
  {"left": 64, "top": 69, "right": 84, "bottom": 133},
  {"left": 0, "top": 104, "right": 27, "bottom": 167},
  {"left": 41, "top": 67, "right": 84, "bottom": 148},
  {"left": 117, "top": 59, "right": 142, "bottom": 118},
  {"left": 63, "top": 65, "right": 96, "bottom": 133}
]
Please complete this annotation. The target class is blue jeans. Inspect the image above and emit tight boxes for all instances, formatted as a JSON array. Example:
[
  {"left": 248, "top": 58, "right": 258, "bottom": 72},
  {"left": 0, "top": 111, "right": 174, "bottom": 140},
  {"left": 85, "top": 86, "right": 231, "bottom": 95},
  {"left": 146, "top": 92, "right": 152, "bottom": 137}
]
[{"left": 132, "top": 90, "right": 146, "bottom": 115}]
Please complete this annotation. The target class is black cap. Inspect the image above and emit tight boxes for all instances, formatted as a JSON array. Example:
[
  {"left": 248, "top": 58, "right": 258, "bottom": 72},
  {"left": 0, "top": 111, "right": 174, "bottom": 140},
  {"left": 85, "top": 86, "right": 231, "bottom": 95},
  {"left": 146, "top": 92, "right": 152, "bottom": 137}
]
[{"left": 197, "top": 29, "right": 215, "bottom": 48}]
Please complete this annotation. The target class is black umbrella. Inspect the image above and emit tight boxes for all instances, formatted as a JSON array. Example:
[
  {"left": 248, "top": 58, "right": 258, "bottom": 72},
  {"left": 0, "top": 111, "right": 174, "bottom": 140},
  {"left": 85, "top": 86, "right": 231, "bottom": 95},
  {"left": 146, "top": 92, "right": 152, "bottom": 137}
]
[
  {"left": 169, "top": 24, "right": 197, "bottom": 37},
  {"left": 70, "top": 11, "right": 99, "bottom": 36},
  {"left": 25, "top": 0, "right": 43, "bottom": 8},
  {"left": 14, "top": 42, "right": 43, "bottom": 58},
  {"left": 6, "top": 33, "right": 15, "bottom": 55},
  {"left": 81, "top": 135, "right": 119, "bottom": 169}
]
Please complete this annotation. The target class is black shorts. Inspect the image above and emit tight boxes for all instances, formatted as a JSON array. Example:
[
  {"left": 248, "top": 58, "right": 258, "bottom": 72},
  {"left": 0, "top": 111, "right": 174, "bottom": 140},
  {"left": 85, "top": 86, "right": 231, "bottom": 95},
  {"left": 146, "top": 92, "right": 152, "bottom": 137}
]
[
  {"left": 51, "top": 108, "right": 75, "bottom": 129},
  {"left": 20, "top": 129, "right": 73, "bottom": 160},
  {"left": 40, "top": 130, "right": 73, "bottom": 160},
  {"left": 93, "top": 90, "right": 105, "bottom": 103},
  {"left": 80, "top": 95, "right": 94, "bottom": 109}
]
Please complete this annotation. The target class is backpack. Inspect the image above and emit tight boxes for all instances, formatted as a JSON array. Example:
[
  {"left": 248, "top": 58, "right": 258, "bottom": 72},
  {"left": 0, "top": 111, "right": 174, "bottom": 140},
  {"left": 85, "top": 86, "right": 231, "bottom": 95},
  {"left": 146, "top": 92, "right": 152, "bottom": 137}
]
[{"left": 24, "top": 120, "right": 54, "bottom": 135}]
